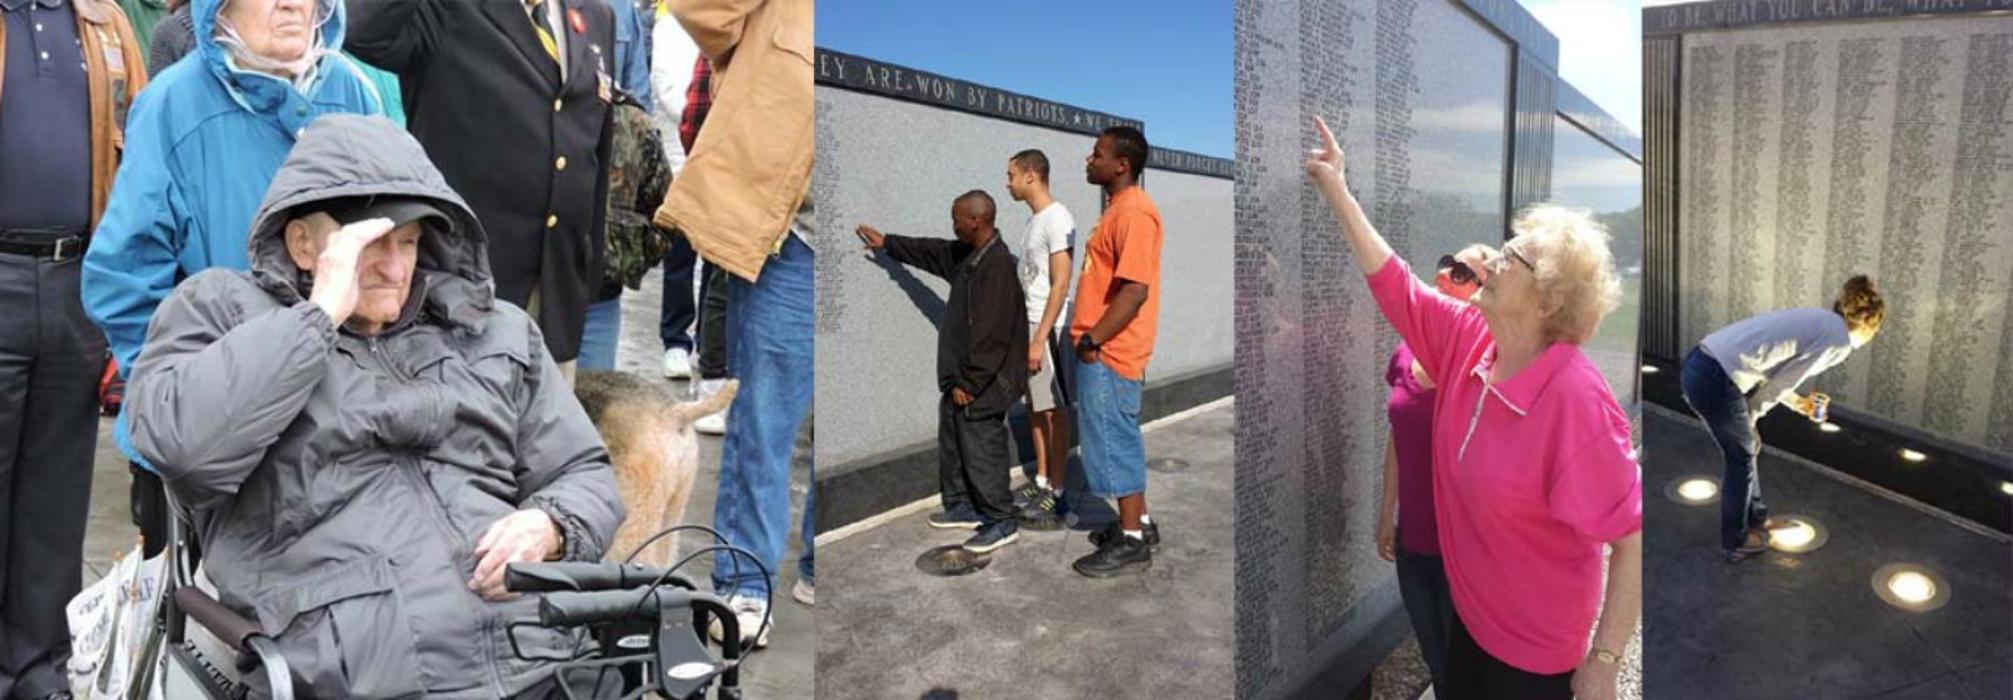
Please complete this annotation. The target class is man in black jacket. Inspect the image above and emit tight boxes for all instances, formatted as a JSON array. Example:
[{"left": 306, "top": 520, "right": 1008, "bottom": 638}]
[
  {"left": 856, "top": 191, "right": 1028, "bottom": 554},
  {"left": 345, "top": 0, "right": 615, "bottom": 376}
]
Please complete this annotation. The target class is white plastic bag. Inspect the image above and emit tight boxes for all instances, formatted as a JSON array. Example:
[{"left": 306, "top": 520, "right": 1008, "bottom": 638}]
[{"left": 66, "top": 545, "right": 165, "bottom": 700}]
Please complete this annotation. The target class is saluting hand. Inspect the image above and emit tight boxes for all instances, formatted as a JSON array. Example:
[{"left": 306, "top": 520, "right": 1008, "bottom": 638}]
[{"left": 308, "top": 218, "right": 396, "bottom": 328}]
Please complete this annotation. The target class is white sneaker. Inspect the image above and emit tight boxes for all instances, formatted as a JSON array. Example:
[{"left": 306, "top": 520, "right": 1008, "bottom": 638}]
[
  {"left": 791, "top": 579, "right": 814, "bottom": 607},
  {"left": 693, "top": 377, "right": 728, "bottom": 435},
  {"left": 662, "top": 347, "right": 693, "bottom": 379},
  {"left": 707, "top": 593, "right": 771, "bottom": 648}
]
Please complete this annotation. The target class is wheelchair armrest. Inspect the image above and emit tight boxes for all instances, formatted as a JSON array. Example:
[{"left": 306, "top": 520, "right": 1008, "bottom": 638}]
[
  {"left": 172, "top": 587, "right": 261, "bottom": 651},
  {"left": 171, "top": 587, "right": 297, "bottom": 700}
]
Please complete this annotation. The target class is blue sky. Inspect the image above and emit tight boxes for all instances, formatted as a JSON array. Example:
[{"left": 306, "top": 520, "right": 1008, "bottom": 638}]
[
  {"left": 816, "top": 1, "right": 1637, "bottom": 158},
  {"left": 817, "top": 0, "right": 1234, "bottom": 158}
]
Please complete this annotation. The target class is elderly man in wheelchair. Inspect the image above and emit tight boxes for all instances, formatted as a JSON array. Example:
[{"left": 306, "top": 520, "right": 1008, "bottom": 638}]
[{"left": 123, "top": 114, "right": 629, "bottom": 699}]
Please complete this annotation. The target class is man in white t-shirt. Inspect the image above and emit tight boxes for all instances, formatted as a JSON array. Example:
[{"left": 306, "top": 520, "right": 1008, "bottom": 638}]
[{"left": 1004, "top": 149, "right": 1077, "bottom": 525}]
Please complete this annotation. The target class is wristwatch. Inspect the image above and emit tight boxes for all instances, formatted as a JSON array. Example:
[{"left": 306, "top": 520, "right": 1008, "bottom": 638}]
[
  {"left": 1076, "top": 333, "right": 1102, "bottom": 355},
  {"left": 1591, "top": 648, "right": 1620, "bottom": 665}
]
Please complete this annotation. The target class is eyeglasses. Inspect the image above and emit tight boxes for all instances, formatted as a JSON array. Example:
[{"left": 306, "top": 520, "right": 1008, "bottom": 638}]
[
  {"left": 1502, "top": 244, "right": 1536, "bottom": 273},
  {"left": 1437, "top": 255, "right": 1477, "bottom": 285}
]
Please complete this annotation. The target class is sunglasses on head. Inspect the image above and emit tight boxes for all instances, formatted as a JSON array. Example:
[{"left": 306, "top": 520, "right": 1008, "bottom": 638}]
[{"left": 1438, "top": 255, "right": 1477, "bottom": 285}]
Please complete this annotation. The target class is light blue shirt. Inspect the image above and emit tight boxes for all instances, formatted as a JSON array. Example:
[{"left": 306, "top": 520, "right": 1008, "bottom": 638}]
[{"left": 1700, "top": 307, "right": 1856, "bottom": 417}]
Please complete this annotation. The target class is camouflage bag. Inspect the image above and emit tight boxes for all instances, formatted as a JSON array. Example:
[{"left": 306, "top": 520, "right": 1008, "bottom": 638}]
[{"left": 605, "top": 97, "right": 676, "bottom": 290}]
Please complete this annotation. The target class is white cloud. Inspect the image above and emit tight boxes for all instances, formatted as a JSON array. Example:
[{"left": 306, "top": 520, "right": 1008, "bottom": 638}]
[
  {"left": 1551, "top": 154, "right": 1643, "bottom": 189},
  {"left": 1521, "top": 0, "right": 1641, "bottom": 132}
]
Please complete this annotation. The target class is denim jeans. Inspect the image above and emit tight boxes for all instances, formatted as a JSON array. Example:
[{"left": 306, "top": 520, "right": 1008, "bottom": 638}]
[
  {"left": 1680, "top": 347, "right": 1766, "bottom": 552},
  {"left": 1074, "top": 356, "right": 1145, "bottom": 498},
  {"left": 576, "top": 297, "right": 623, "bottom": 371},
  {"left": 713, "top": 236, "right": 815, "bottom": 597},
  {"left": 1395, "top": 538, "right": 1454, "bottom": 694}
]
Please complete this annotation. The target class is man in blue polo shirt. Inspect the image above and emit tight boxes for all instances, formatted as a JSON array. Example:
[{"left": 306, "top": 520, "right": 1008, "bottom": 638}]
[{"left": 0, "top": 1, "right": 145, "bottom": 696}]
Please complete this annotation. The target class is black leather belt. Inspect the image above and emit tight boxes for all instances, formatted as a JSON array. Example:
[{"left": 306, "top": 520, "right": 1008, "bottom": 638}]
[{"left": 0, "top": 229, "right": 88, "bottom": 262}]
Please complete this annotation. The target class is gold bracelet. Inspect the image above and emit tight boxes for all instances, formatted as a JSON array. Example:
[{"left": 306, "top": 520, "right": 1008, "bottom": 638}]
[{"left": 1592, "top": 648, "right": 1620, "bottom": 665}]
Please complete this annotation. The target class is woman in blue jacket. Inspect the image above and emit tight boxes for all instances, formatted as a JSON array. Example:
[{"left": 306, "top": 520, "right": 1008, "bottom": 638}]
[{"left": 81, "top": 0, "right": 382, "bottom": 554}]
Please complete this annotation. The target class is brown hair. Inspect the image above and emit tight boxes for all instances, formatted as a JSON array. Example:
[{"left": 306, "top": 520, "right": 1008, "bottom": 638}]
[{"left": 1833, "top": 274, "right": 1886, "bottom": 334}]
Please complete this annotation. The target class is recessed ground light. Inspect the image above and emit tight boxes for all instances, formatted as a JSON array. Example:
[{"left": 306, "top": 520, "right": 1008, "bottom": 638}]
[
  {"left": 1898, "top": 448, "right": 1927, "bottom": 462},
  {"left": 1767, "top": 515, "right": 1827, "bottom": 554},
  {"left": 1663, "top": 476, "right": 1719, "bottom": 505},
  {"left": 1641, "top": 365, "right": 1660, "bottom": 374},
  {"left": 1818, "top": 422, "right": 1841, "bottom": 433},
  {"left": 1872, "top": 563, "right": 1951, "bottom": 612}
]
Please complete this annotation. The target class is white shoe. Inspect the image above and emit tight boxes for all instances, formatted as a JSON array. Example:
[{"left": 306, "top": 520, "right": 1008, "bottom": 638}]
[
  {"left": 791, "top": 579, "right": 814, "bottom": 607},
  {"left": 707, "top": 594, "right": 771, "bottom": 648},
  {"left": 662, "top": 347, "right": 693, "bottom": 379},
  {"left": 694, "top": 377, "right": 728, "bottom": 435}
]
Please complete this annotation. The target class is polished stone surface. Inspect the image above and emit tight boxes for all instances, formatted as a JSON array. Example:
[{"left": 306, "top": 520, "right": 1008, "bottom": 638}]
[
  {"left": 1233, "top": 0, "right": 1513, "bottom": 696},
  {"left": 1644, "top": 406, "right": 2011, "bottom": 699},
  {"left": 1675, "top": 15, "right": 2013, "bottom": 454}
]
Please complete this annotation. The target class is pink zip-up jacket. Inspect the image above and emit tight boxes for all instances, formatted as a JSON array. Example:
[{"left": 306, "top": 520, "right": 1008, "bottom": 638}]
[{"left": 1367, "top": 255, "right": 1642, "bottom": 674}]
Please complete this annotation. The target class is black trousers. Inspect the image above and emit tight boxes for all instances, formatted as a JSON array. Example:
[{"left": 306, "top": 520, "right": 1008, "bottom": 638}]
[
  {"left": 1442, "top": 608, "right": 1575, "bottom": 700},
  {"left": 696, "top": 262, "right": 730, "bottom": 380},
  {"left": 657, "top": 237, "right": 698, "bottom": 351},
  {"left": 0, "top": 252, "right": 102, "bottom": 698},
  {"left": 937, "top": 394, "right": 1015, "bottom": 524}
]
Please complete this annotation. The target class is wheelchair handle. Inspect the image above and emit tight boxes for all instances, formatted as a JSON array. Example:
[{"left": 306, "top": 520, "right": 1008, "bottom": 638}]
[
  {"left": 505, "top": 561, "right": 684, "bottom": 593},
  {"left": 172, "top": 587, "right": 263, "bottom": 651}
]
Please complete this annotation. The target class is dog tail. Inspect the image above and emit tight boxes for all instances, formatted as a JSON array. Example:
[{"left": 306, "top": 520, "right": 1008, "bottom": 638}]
[{"left": 671, "top": 379, "right": 740, "bottom": 426}]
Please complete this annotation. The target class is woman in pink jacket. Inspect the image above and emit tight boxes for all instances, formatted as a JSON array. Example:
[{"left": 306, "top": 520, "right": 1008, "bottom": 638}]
[{"left": 1306, "top": 117, "right": 1643, "bottom": 700}]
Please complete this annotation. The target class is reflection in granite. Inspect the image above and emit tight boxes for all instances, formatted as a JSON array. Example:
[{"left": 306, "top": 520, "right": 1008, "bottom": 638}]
[
  {"left": 1676, "top": 16, "right": 2013, "bottom": 454},
  {"left": 1234, "top": 0, "right": 1510, "bottom": 697},
  {"left": 1549, "top": 117, "right": 1643, "bottom": 411}
]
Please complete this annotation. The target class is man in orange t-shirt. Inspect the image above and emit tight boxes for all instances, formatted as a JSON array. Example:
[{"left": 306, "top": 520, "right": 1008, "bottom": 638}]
[{"left": 1069, "top": 125, "right": 1164, "bottom": 577}]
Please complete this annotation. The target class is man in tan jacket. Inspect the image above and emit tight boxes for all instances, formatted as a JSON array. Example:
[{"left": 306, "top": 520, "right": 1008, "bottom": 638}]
[
  {"left": 0, "top": 0, "right": 145, "bottom": 696},
  {"left": 655, "top": 0, "right": 815, "bottom": 649}
]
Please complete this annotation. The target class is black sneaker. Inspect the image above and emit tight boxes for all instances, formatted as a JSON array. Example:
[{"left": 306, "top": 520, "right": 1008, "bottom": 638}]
[
  {"left": 1088, "top": 521, "right": 1161, "bottom": 551},
  {"left": 1073, "top": 532, "right": 1152, "bottom": 578},
  {"left": 928, "top": 504, "right": 983, "bottom": 530},
  {"left": 963, "top": 519, "right": 1020, "bottom": 553},
  {"left": 1013, "top": 480, "right": 1052, "bottom": 505}
]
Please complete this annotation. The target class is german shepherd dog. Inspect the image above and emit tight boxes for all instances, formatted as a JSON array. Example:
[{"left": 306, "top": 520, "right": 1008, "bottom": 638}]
[{"left": 572, "top": 372, "right": 738, "bottom": 567}]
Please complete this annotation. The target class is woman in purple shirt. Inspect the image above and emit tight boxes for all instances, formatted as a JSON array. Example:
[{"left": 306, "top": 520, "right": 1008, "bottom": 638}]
[{"left": 1377, "top": 251, "right": 1486, "bottom": 692}]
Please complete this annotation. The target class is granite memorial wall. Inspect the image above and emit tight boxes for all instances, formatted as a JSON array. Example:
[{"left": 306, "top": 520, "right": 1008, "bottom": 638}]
[
  {"left": 1235, "top": 0, "right": 1643, "bottom": 696},
  {"left": 1234, "top": 0, "right": 1518, "bottom": 696},
  {"left": 1668, "top": 11, "right": 2013, "bottom": 455},
  {"left": 812, "top": 50, "right": 1235, "bottom": 507}
]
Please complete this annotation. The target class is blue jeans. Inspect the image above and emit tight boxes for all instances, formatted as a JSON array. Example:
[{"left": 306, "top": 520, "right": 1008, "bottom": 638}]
[
  {"left": 576, "top": 297, "right": 622, "bottom": 371},
  {"left": 1680, "top": 347, "right": 1766, "bottom": 552},
  {"left": 1074, "top": 356, "right": 1145, "bottom": 498},
  {"left": 1394, "top": 539, "right": 1453, "bottom": 693},
  {"left": 713, "top": 236, "right": 815, "bottom": 597}
]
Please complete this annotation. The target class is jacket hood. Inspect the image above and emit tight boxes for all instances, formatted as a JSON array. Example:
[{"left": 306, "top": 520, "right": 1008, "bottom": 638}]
[
  {"left": 194, "top": 0, "right": 346, "bottom": 106},
  {"left": 246, "top": 114, "right": 494, "bottom": 331}
]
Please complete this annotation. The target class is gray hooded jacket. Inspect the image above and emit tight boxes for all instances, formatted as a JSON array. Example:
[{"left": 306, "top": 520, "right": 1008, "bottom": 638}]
[{"left": 127, "top": 114, "right": 623, "bottom": 698}]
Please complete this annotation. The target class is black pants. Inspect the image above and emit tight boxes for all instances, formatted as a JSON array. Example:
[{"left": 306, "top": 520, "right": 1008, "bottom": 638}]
[
  {"left": 938, "top": 394, "right": 1015, "bottom": 525},
  {"left": 657, "top": 237, "right": 697, "bottom": 351},
  {"left": 1442, "top": 608, "right": 1574, "bottom": 700},
  {"left": 131, "top": 462, "right": 168, "bottom": 558},
  {"left": 696, "top": 263, "right": 730, "bottom": 380},
  {"left": 0, "top": 252, "right": 102, "bottom": 698}
]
